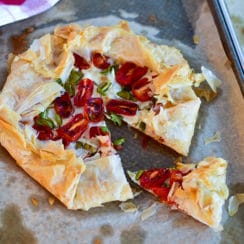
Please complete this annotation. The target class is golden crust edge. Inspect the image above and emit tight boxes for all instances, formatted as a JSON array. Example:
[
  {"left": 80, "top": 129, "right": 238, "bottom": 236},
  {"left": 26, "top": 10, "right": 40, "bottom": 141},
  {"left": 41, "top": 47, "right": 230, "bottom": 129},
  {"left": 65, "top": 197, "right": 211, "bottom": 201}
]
[{"left": 0, "top": 105, "right": 85, "bottom": 208}]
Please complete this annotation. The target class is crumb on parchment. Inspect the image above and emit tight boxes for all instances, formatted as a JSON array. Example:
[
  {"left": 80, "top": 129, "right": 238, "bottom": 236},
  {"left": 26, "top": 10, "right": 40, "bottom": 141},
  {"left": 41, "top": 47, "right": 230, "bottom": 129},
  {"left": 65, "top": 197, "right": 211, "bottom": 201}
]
[
  {"left": 48, "top": 196, "right": 55, "bottom": 206},
  {"left": 204, "top": 131, "right": 221, "bottom": 145},
  {"left": 31, "top": 197, "right": 39, "bottom": 207},
  {"left": 193, "top": 35, "right": 199, "bottom": 44}
]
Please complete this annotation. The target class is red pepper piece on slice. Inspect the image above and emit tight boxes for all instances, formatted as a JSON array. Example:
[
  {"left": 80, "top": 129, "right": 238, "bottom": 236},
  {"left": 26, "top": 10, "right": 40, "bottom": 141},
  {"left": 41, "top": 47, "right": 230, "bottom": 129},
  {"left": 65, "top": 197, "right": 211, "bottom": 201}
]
[
  {"left": 89, "top": 126, "right": 109, "bottom": 138},
  {"left": 73, "top": 53, "right": 90, "bottom": 70},
  {"left": 54, "top": 92, "right": 74, "bottom": 118},
  {"left": 57, "top": 113, "right": 89, "bottom": 147},
  {"left": 169, "top": 170, "right": 183, "bottom": 185},
  {"left": 106, "top": 99, "right": 138, "bottom": 116},
  {"left": 74, "top": 78, "right": 94, "bottom": 107},
  {"left": 116, "top": 62, "right": 148, "bottom": 86},
  {"left": 151, "top": 186, "right": 170, "bottom": 202},
  {"left": 132, "top": 77, "right": 153, "bottom": 101},
  {"left": 32, "top": 124, "right": 53, "bottom": 141},
  {"left": 115, "top": 62, "right": 136, "bottom": 86},
  {"left": 139, "top": 168, "right": 171, "bottom": 189},
  {"left": 92, "top": 52, "right": 110, "bottom": 70},
  {"left": 84, "top": 98, "right": 104, "bottom": 122},
  {"left": 132, "top": 66, "right": 148, "bottom": 83}
]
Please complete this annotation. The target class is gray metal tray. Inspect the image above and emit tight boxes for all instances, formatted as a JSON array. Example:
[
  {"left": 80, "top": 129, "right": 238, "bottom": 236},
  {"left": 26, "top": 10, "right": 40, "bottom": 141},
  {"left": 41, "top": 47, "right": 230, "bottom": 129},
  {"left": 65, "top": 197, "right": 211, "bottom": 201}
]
[
  {"left": 0, "top": 0, "right": 243, "bottom": 243},
  {"left": 209, "top": 0, "right": 244, "bottom": 95}
]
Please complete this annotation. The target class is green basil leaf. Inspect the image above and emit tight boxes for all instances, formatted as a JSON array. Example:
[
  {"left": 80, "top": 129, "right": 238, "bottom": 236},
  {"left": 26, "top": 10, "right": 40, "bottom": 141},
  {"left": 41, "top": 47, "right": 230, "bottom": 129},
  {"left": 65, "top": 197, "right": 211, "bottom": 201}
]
[
  {"left": 113, "top": 137, "right": 125, "bottom": 146},
  {"left": 110, "top": 113, "right": 122, "bottom": 126},
  {"left": 97, "top": 81, "right": 112, "bottom": 96},
  {"left": 135, "top": 170, "right": 144, "bottom": 180},
  {"left": 36, "top": 117, "right": 54, "bottom": 129}
]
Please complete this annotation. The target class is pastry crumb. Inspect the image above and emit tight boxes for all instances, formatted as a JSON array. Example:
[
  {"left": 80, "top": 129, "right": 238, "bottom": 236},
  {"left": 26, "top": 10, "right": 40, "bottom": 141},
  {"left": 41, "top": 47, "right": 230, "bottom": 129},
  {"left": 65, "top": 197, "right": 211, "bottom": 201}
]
[
  {"left": 194, "top": 87, "right": 217, "bottom": 102},
  {"left": 119, "top": 202, "right": 138, "bottom": 213},
  {"left": 228, "top": 193, "right": 244, "bottom": 216},
  {"left": 193, "top": 35, "right": 199, "bottom": 44},
  {"left": 201, "top": 66, "right": 222, "bottom": 93},
  {"left": 204, "top": 131, "right": 221, "bottom": 145},
  {"left": 31, "top": 197, "right": 39, "bottom": 207},
  {"left": 141, "top": 203, "right": 157, "bottom": 221},
  {"left": 148, "top": 15, "right": 158, "bottom": 24},
  {"left": 48, "top": 196, "right": 55, "bottom": 206},
  {"left": 174, "top": 157, "right": 183, "bottom": 165}
]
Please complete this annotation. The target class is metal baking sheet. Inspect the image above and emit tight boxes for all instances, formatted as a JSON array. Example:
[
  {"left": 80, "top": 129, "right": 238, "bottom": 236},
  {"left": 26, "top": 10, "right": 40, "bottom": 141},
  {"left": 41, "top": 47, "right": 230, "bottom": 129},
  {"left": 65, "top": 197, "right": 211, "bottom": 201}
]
[
  {"left": 0, "top": 0, "right": 244, "bottom": 243},
  {"left": 209, "top": 0, "right": 244, "bottom": 95}
]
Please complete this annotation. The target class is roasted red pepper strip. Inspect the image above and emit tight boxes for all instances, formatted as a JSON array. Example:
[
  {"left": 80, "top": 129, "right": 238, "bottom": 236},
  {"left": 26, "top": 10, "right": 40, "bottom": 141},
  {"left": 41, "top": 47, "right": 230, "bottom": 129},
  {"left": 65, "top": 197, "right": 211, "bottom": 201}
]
[
  {"left": 138, "top": 168, "right": 184, "bottom": 203},
  {"left": 131, "top": 66, "right": 148, "bottom": 82},
  {"left": 74, "top": 78, "right": 94, "bottom": 107},
  {"left": 132, "top": 77, "right": 153, "bottom": 102},
  {"left": 32, "top": 124, "right": 53, "bottom": 141},
  {"left": 84, "top": 98, "right": 104, "bottom": 122},
  {"left": 57, "top": 113, "right": 89, "bottom": 146},
  {"left": 92, "top": 52, "right": 110, "bottom": 70},
  {"left": 106, "top": 99, "right": 138, "bottom": 116},
  {"left": 73, "top": 53, "right": 90, "bottom": 70},
  {"left": 116, "top": 62, "right": 148, "bottom": 86},
  {"left": 54, "top": 92, "right": 74, "bottom": 118},
  {"left": 169, "top": 170, "right": 183, "bottom": 185},
  {"left": 151, "top": 186, "right": 170, "bottom": 202},
  {"left": 89, "top": 126, "right": 109, "bottom": 138},
  {"left": 139, "top": 168, "right": 171, "bottom": 189},
  {"left": 115, "top": 62, "right": 136, "bottom": 86}
]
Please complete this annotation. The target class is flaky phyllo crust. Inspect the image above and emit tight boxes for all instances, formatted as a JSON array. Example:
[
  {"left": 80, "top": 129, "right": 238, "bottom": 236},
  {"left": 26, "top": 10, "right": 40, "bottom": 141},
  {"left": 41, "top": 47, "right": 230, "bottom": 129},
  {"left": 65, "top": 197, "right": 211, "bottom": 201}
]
[
  {"left": 128, "top": 157, "right": 228, "bottom": 230},
  {"left": 0, "top": 22, "right": 202, "bottom": 209}
]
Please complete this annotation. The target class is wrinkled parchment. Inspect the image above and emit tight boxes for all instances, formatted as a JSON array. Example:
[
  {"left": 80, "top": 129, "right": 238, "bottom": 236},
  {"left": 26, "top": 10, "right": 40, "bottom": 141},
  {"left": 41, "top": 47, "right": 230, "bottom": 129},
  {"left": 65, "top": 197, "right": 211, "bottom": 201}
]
[{"left": 0, "top": 0, "right": 243, "bottom": 243}]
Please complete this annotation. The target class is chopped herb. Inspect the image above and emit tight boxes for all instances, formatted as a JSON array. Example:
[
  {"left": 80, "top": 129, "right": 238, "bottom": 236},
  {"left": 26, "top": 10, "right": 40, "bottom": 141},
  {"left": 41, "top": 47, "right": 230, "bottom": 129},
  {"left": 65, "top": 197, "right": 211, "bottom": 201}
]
[
  {"left": 54, "top": 113, "right": 62, "bottom": 127},
  {"left": 68, "top": 69, "right": 83, "bottom": 85},
  {"left": 75, "top": 141, "right": 97, "bottom": 154},
  {"left": 63, "top": 70, "right": 83, "bottom": 96},
  {"left": 139, "top": 121, "right": 146, "bottom": 131},
  {"left": 97, "top": 81, "right": 112, "bottom": 96},
  {"left": 101, "top": 64, "right": 119, "bottom": 74},
  {"left": 113, "top": 137, "right": 125, "bottom": 146},
  {"left": 117, "top": 89, "right": 136, "bottom": 101},
  {"left": 110, "top": 113, "right": 122, "bottom": 126},
  {"left": 135, "top": 170, "right": 144, "bottom": 180},
  {"left": 75, "top": 141, "right": 83, "bottom": 149},
  {"left": 101, "top": 126, "right": 109, "bottom": 133},
  {"left": 40, "top": 110, "right": 47, "bottom": 119},
  {"left": 64, "top": 82, "right": 75, "bottom": 97},
  {"left": 100, "top": 65, "right": 113, "bottom": 75},
  {"left": 55, "top": 78, "right": 63, "bottom": 86},
  {"left": 36, "top": 117, "right": 54, "bottom": 129}
]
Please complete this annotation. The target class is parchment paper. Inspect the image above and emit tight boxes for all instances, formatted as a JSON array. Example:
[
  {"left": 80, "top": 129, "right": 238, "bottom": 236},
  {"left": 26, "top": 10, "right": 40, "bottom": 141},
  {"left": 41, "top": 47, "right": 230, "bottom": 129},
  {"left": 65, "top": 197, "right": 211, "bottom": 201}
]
[{"left": 0, "top": 0, "right": 243, "bottom": 243}]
